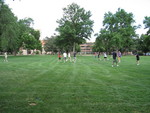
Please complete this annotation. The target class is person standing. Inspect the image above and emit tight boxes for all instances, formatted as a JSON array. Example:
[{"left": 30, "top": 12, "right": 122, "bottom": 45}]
[
  {"left": 112, "top": 50, "right": 119, "bottom": 67},
  {"left": 63, "top": 52, "right": 67, "bottom": 63},
  {"left": 4, "top": 52, "right": 8, "bottom": 62},
  {"left": 58, "top": 52, "right": 62, "bottom": 61},
  {"left": 68, "top": 52, "right": 71, "bottom": 62},
  {"left": 136, "top": 53, "right": 140, "bottom": 65},
  {"left": 117, "top": 51, "right": 122, "bottom": 63},
  {"left": 103, "top": 52, "right": 107, "bottom": 61},
  {"left": 73, "top": 52, "right": 76, "bottom": 63},
  {"left": 98, "top": 52, "right": 101, "bottom": 61},
  {"left": 94, "top": 52, "right": 97, "bottom": 58}
]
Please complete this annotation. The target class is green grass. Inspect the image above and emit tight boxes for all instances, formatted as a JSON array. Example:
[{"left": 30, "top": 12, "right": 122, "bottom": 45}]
[{"left": 0, "top": 55, "right": 150, "bottom": 113}]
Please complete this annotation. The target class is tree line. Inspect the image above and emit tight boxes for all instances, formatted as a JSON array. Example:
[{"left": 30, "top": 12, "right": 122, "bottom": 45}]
[
  {"left": 0, "top": 1, "right": 150, "bottom": 55},
  {"left": 45, "top": 3, "right": 150, "bottom": 55},
  {"left": 0, "top": 1, "right": 42, "bottom": 55},
  {"left": 93, "top": 8, "right": 150, "bottom": 55}
]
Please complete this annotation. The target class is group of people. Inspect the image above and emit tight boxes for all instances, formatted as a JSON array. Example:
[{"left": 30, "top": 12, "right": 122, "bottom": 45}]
[
  {"left": 112, "top": 50, "right": 140, "bottom": 67},
  {"left": 3, "top": 51, "right": 140, "bottom": 66},
  {"left": 58, "top": 52, "right": 77, "bottom": 63},
  {"left": 94, "top": 50, "right": 140, "bottom": 67},
  {"left": 95, "top": 52, "right": 109, "bottom": 61},
  {"left": 94, "top": 51, "right": 121, "bottom": 61}
]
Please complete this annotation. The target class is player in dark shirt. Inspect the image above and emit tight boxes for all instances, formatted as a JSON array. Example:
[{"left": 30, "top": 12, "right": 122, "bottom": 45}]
[
  {"left": 112, "top": 50, "right": 119, "bottom": 67},
  {"left": 73, "top": 52, "right": 76, "bottom": 63},
  {"left": 136, "top": 53, "right": 140, "bottom": 65}
]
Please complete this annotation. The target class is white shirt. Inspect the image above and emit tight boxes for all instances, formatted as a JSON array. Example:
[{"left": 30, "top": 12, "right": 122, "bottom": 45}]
[
  {"left": 68, "top": 53, "right": 71, "bottom": 57},
  {"left": 104, "top": 53, "right": 107, "bottom": 57},
  {"left": 63, "top": 53, "right": 67, "bottom": 57},
  {"left": 4, "top": 52, "right": 7, "bottom": 58}
]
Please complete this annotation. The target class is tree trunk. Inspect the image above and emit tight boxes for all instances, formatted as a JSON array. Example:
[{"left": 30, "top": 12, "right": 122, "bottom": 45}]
[
  {"left": 73, "top": 42, "right": 75, "bottom": 53},
  {"left": 13, "top": 51, "right": 17, "bottom": 56}
]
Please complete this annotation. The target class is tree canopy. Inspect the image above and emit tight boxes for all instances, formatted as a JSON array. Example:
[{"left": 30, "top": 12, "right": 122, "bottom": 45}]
[
  {"left": 44, "top": 36, "right": 58, "bottom": 53},
  {"left": 56, "top": 3, "right": 94, "bottom": 52},
  {"left": 137, "top": 16, "right": 150, "bottom": 54},
  {"left": 1, "top": 1, "right": 150, "bottom": 55},
  {"left": 0, "top": 2, "right": 42, "bottom": 55},
  {"left": 0, "top": 2, "right": 19, "bottom": 53},
  {"left": 94, "top": 8, "right": 137, "bottom": 53}
]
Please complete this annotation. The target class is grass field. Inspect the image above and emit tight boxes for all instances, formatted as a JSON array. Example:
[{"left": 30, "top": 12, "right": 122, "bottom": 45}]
[{"left": 0, "top": 55, "right": 150, "bottom": 113}]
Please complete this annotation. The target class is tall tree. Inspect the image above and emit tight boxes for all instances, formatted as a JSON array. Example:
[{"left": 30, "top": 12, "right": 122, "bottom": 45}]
[
  {"left": 18, "top": 18, "right": 42, "bottom": 52},
  {"left": 30, "top": 29, "right": 40, "bottom": 40},
  {"left": 56, "top": 3, "right": 94, "bottom": 52},
  {"left": 17, "top": 18, "right": 34, "bottom": 49},
  {"left": 0, "top": 2, "right": 19, "bottom": 54},
  {"left": 143, "top": 16, "right": 150, "bottom": 35},
  {"left": 21, "top": 33, "right": 34, "bottom": 50},
  {"left": 95, "top": 8, "right": 137, "bottom": 53},
  {"left": 143, "top": 16, "right": 150, "bottom": 46},
  {"left": 0, "top": 1, "right": 41, "bottom": 55},
  {"left": 138, "top": 16, "right": 150, "bottom": 54},
  {"left": 137, "top": 35, "right": 149, "bottom": 55},
  {"left": 94, "top": 29, "right": 112, "bottom": 52}
]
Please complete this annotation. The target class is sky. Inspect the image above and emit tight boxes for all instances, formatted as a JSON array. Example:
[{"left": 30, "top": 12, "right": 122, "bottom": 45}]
[{"left": 5, "top": 0, "right": 150, "bottom": 42}]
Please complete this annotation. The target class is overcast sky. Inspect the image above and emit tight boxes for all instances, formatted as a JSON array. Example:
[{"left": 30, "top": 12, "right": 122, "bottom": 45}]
[{"left": 5, "top": 0, "right": 150, "bottom": 42}]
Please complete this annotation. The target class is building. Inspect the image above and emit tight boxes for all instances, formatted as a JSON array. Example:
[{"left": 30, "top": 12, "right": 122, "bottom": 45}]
[
  {"left": 40, "top": 40, "right": 94, "bottom": 54},
  {"left": 80, "top": 42, "right": 94, "bottom": 54}
]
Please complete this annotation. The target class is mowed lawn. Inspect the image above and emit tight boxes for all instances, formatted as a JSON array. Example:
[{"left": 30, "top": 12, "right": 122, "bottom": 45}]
[{"left": 0, "top": 55, "right": 150, "bottom": 113}]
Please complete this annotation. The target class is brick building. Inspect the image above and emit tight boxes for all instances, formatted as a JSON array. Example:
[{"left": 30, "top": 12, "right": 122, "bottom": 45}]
[{"left": 80, "top": 42, "right": 94, "bottom": 54}]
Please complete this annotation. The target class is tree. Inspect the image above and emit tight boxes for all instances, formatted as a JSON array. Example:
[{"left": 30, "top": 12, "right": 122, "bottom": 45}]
[
  {"left": 56, "top": 3, "right": 94, "bottom": 52},
  {"left": 30, "top": 29, "right": 40, "bottom": 40},
  {"left": 17, "top": 18, "right": 33, "bottom": 50},
  {"left": 30, "top": 29, "right": 42, "bottom": 51},
  {"left": 0, "top": 1, "right": 41, "bottom": 55},
  {"left": 21, "top": 33, "right": 36, "bottom": 50},
  {"left": 137, "top": 34, "right": 150, "bottom": 54},
  {"left": 95, "top": 8, "right": 137, "bottom": 53},
  {"left": 94, "top": 29, "right": 112, "bottom": 52},
  {"left": 18, "top": 18, "right": 42, "bottom": 51},
  {"left": 137, "top": 16, "right": 150, "bottom": 54},
  {"left": 44, "top": 36, "right": 58, "bottom": 53},
  {"left": 143, "top": 16, "right": 150, "bottom": 35},
  {"left": 0, "top": 2, "right": 19, "bottom": 55}
]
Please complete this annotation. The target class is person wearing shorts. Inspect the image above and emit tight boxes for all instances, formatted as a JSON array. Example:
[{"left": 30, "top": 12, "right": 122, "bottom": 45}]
[
  {"left": 4, "top": 52, "right": 8, "bottom": 62},
  {"left": 103, "top": 52, "right": 107, "bottom": 61},
  {"left": 136, "top": 53, "right": 140, "bottom": 65},
  {"left": 117, "top": 51, "right": 121, "bottom": 63},
  {"left": 63, "top": 52, "right": 67, "bottom": 63},
  {"left": 117, "top": 51, "right": 122, "bottom": 63},
  {"left": 68, "top": 52, "right": 71, "bottom": 62},
  {"left": 58, "top": 52, "right": 61, "bottom": 61},
  {"left": 112, "top": 50, "right": 119, "bottom": 67},
  {"left": 98, "top": 52, "right": 101, "bottom": 61},
  {"left": 73, "top": 52, "right": 76, "bottom": 63}
]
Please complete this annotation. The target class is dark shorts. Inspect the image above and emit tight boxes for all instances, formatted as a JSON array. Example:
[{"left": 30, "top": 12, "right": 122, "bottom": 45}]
[{"left": 113, "top": 59, "right": 117, "bottom": 63}]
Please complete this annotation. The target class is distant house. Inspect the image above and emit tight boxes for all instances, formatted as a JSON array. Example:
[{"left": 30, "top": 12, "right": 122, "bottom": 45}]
[{"left": 80, "top": 42, "right": 94, "bottom": 54}]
